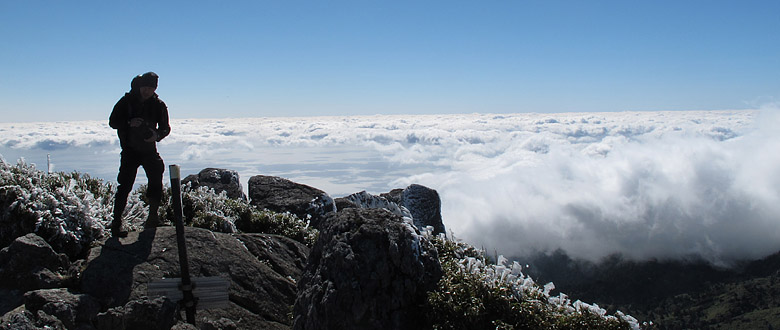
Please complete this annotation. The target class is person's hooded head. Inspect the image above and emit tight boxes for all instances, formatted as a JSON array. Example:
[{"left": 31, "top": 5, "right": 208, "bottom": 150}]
[
  {"left": 130, "top": 72, "right": 159, "bottom": 91},
  {"left": 130, "top": 72, "right": 159, "bottom": 100}
]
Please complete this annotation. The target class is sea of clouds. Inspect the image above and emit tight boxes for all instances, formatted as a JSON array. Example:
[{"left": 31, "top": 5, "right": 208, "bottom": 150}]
[{"left": 2, "top": 108, "right": 779, "bottom": 266}]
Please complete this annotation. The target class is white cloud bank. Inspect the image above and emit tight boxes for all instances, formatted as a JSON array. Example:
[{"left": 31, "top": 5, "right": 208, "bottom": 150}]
[{"left": 1, "top": 108, "right": 777, "bottom": 265}]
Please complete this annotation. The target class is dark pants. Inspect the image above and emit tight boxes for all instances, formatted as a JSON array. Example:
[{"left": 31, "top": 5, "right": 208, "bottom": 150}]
[{"left": 113, "top": 150, "right": 165, "bottom": 221}]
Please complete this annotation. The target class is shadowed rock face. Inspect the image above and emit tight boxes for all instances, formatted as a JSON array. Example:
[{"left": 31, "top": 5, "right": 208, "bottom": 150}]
[
  {"left": 247, "top": 175, "right": 335, "bottom": 228},
  {"left": 293, "top": 208, "right": 442, "bottom": 330},
  {"left": 183, "top": 168, "right": 246, "bottom": 200},
  {"left": 95, "top": 296, "right": 178, "bottom": 330},
  {"left": 78, "top": 227, "right": 309, "bottom": 329},
  {"left": 0, "top": 227, "right": 309, "bottom": 330},
  {"left": 24, "top": 288, "right": 101, "bottom": 329},
  {"left": 0, "top": 233, "right": 73, "bottom": 291}
]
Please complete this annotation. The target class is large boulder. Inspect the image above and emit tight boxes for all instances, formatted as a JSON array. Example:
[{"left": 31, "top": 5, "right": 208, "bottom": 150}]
[
  {"left": 0, "top": 233, "right": 73, "bottom": 291},
  {"left": 24, "top": 288, "right": 101, "bottom": 329},
  {"left": 247, "top": 175, "right": 335, "bottom": 228},
  {"left": 80, "top": 227, "right": 310, "bottom": 329},
  {"left": 401, "top": 184, "right": 446, "bottom": 236},
  {"left": 183, "top": 168, "right": 246, "bottom": 200},
  {"left": 293, "top": 208, "right": 442, "bottom": 330}
]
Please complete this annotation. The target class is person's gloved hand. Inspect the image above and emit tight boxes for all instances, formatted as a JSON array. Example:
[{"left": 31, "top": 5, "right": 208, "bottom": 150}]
[
  {"left": 129, "top": 118, "right": 144, "bottom": 127},
  {"left": 144, "top": 128, "right": 158, "bottom": 142}
]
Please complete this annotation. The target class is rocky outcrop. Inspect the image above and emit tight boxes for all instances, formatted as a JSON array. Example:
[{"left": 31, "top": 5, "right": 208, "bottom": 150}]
[
  {"left": 1, "top": 169, "right": 450, "bottom": 330},
  {"left": 293, "top": 208, "right": 442, "bottom": 330},
  {"left": 183, "top": 168, "right": 246, "bottom": 200},
  {"left": 247, "top": 175, "right": 335, "bottom": 228}
]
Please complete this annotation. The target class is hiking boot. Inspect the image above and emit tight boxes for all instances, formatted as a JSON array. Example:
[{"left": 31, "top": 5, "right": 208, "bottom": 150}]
[
  {"left": 144, "top": 201, "right": 160, "bottom": 228},
  {"left": 112, "top": 199, "right": 129, "bottom": 237},
  {"left": 111, "top": 220, "right": 128, "bottom": 238},
  {"left": 144, "top": 218, "right": 160, "bottom": 229}
]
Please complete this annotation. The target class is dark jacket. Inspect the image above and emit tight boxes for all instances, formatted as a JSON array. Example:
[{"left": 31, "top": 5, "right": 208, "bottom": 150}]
[{"left": 109, "top": 91, "right": 170, "bottom": 153}]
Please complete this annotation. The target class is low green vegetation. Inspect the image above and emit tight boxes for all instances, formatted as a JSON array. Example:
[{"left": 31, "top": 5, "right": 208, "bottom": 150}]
[{"left": 424, "top": 237, "right": 640, "bottom": 330}]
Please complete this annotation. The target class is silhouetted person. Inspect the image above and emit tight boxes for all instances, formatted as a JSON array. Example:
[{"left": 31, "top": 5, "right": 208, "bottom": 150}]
[{"left": 109, "top": 72, "right": 170, "bottom": 237}]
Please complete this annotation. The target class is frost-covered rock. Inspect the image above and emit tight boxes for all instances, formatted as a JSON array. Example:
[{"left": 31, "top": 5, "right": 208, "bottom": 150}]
[
  {"left": 293, "top": 208, "right": 442, "bottom": 330},
  {"left": 401, "top": 184, "right": 445, "bottom": 236},
  {"left": 183, "top": 168, "right": 246, "bottom": 200},
  {"left": 349, "top": 184, "right": 446, "bottom": 236},
  {"left": 248, "top": 175, "right": 335, "bottom": 229},
  {"left": 379, "top": 188, "right": 403, "bottom": 204},
  {"left": 336, "top": 190, "right": 412, "bottom": 220}
]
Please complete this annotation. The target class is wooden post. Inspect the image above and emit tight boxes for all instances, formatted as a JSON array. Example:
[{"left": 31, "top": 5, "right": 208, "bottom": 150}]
[
  {"left": 149, "top": 165, "right": 230, "bottom": 313},
  {"left": 169, "top": 164, "right": 197, "bottom": 324}
]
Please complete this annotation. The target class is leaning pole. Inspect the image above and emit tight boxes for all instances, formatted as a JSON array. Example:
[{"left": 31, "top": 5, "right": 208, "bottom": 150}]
[{"left": 169, "top": 164, "right": 197, "bottom": 324}]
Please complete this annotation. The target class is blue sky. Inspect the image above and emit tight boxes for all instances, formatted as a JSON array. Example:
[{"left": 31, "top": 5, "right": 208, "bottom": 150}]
[{"left": 1, "top": 1, "right": 778, "bottom": 122}]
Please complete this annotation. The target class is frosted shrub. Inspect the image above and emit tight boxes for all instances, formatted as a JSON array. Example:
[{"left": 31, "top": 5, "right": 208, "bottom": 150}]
[
  {"left": 0, "top": 156, "right": 318, "bottom": 260},
  {"left": 232, "top": 207, "right": 318, "bottom": 246},
  {"left": 425, "top": 235, "right": 640, "bottom": 330},
  {"left": 0, "top": 159, "right": 114, "bottom": 258},
  {"left": 178, "top": 185, "right": 240, "bottom": 233}
]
